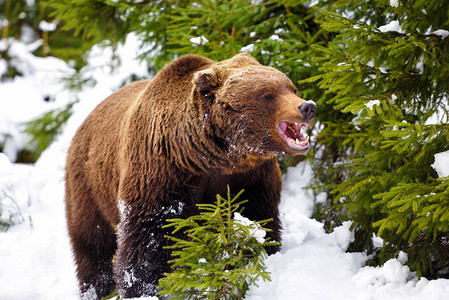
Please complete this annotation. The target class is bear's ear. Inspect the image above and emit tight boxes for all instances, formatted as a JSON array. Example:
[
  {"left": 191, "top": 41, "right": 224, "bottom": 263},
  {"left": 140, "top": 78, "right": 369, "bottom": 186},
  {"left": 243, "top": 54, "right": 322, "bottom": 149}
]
[{"left": 192, "top": 68, "right": 220, "bottom": 102}]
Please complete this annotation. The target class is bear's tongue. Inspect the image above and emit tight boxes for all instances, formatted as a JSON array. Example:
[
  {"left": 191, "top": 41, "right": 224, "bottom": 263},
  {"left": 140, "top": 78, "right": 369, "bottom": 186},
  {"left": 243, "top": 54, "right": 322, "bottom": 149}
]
[
  {"left": 285, "top": 123, "right": 299, "bottom": 140},
  {"left": 285, "top": 122, "right": 308, "bottom": 145},
  {"left": 275, "top": 121, "right": 310, "bottom": 152}
]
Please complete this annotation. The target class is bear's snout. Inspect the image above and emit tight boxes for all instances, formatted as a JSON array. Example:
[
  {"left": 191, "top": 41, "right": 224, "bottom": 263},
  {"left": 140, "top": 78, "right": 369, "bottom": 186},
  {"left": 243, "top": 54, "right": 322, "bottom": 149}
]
[{"left": 298, "top": 101, "right": 316, "bottom": 123}]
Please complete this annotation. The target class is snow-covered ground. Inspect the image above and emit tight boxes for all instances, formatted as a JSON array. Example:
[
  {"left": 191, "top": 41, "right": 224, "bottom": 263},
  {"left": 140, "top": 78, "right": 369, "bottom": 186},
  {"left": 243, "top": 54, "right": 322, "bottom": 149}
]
[{"left": 1, "top": 34, "right": 449, "bottom": 300}]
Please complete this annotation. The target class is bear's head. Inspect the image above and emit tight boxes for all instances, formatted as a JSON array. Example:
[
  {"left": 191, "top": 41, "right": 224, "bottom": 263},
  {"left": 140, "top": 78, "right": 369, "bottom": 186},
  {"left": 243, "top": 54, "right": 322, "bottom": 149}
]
[{"left": 192, "top": 53, "right": 316, "bottom": 158}]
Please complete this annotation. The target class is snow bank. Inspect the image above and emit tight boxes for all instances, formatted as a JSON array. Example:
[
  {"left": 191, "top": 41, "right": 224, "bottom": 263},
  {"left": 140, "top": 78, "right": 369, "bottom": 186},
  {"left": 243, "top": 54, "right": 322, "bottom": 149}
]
[
  {"left": 0, "top": 32, "right": 150, "bottom": 300},
  {"left": 0, "top": 147, "right": 78, "bottom": 300},
  {"left": 246, "top": 165, "right": 449, "bottom": 300}
]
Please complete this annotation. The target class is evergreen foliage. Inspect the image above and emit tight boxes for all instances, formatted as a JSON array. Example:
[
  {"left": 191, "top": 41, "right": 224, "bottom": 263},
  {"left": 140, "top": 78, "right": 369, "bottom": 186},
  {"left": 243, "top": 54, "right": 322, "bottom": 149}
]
[
  {"left": 23, "top": 102, "right": 74, "bottom": 158},
  {"left": 158, "top": 188, "right": 277, "bottom": 299},
  {"left": 1, "top": 0, "right": 96, "bottom": 70},
  {"left": 302, "top": 1, "right": 449, "bottom": 277}
]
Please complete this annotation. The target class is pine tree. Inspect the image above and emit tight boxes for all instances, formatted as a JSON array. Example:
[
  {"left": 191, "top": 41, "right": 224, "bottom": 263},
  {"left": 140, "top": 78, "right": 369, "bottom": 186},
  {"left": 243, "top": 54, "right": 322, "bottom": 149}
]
[
  {"left": 1, "top": 0, "right": 96, "bottom": 70},
  {"left": 301, "top": 0, "right": 449, "bottom": 277}
]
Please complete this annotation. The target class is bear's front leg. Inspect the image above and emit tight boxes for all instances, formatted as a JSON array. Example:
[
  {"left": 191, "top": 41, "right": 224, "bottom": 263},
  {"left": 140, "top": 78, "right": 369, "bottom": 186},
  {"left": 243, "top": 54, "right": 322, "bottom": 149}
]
[
  {"left": 229, "top": 159, "right": 283, "bottom": 255},
  {"left": 113, "top": 200, "right": 185, "bottom": 298}
]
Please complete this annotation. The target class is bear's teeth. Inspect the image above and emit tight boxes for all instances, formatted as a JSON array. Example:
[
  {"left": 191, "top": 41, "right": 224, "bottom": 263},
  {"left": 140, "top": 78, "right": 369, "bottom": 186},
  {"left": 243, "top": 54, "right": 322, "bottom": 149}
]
[{"left": 295, "top": 136, "right": 309, "bottom": 146}]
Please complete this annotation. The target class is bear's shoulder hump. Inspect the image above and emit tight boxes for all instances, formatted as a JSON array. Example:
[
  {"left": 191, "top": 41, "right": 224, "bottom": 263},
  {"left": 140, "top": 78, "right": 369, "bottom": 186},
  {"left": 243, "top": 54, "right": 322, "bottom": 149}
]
[{"left": 160, "top": 55, "right": 214, "bottom": 79}]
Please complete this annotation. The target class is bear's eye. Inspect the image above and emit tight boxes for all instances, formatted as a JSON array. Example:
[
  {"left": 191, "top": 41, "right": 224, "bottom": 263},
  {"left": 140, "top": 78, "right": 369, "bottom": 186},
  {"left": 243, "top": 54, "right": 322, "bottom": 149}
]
[{"left": 263, "top": 94, "right": 276, "bottom": 101}]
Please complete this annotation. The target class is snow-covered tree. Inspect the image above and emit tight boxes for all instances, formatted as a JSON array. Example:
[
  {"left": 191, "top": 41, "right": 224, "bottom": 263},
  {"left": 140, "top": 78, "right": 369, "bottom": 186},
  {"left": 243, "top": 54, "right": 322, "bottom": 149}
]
[
  {"left": 0, "top": 0, "right": 101, "bottom": 162},
  {"left": 303, "top": 0, "right": 449, "bottom": 277}
]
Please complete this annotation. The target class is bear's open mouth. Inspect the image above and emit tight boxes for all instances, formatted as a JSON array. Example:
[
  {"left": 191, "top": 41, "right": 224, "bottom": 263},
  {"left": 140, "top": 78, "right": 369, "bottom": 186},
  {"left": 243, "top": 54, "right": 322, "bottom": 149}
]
[{"left": 276, "top": 121, "right": 310, "bottom": 153}]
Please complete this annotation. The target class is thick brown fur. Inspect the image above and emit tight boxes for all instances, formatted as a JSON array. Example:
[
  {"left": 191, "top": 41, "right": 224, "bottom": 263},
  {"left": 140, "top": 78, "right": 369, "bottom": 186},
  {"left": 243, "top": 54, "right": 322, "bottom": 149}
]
[{"left": 65, "top": 54, "right": 313, "bottom": 298}]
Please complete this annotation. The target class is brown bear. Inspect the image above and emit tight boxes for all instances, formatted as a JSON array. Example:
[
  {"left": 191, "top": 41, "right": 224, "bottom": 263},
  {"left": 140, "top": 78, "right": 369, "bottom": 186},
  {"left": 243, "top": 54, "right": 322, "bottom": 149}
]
[{"left": 65, "top": 53, "right": 316, "bottom": 299}]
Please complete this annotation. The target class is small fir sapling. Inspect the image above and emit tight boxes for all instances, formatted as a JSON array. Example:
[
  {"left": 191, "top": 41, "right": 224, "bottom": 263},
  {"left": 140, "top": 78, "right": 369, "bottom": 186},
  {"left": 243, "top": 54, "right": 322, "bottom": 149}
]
[{"left": 158, "top": 188, "right": 279, "bottom": 300}]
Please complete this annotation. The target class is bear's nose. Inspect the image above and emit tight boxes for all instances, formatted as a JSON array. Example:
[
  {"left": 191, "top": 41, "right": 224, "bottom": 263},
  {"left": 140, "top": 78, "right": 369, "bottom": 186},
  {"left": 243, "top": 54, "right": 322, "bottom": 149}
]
[{"left": 298, "top": 101, "right": 316, "bottom": 122}]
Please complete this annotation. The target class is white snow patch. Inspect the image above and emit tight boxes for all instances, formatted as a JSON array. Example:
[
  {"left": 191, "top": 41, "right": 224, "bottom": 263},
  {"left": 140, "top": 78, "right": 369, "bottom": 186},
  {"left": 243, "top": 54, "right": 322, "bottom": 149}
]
[
  {"left": 379, "top": 20, "right": 402, "bottom": 33},
  {"left": 269, "top": 34, "right": 283, "bottom": 42},
  {"left": 274, "top": 28, "right": 285, "bottom": 35},
  {"left": 190, "top": 36, "right": 209, "bottom": 46},
  {"left": 425, "top": 97, "right": 449, "bottom": 125},
  {"left": 432, "top": 29, "right": 449, "bottom": 40},
  {"left": 234, "top": 212, "right": 266, "bottom": 243},
  {"left": 432, "top": 150, "right": 449, "bottom": 178},
  {"left": 278, "top": 162, "right": 321, "bottom": 250},
  {"left": 0, "top": 18, "right": 9, "bottom": 28},
  {"left": 118, "top": 199, "right": 129, "bottom": 220},
  {"left": 280, "top": 162, "right": 314, "bottom": 217},
  {"left": 315, "top": 191, "right": 327, "bottom": 204},
  {"left": 39, "top": 20, "right": 57, "bottom": 32},
  {"left": 390, "top": 0, "right": 399, "bottom": 7},
  {"left": 353, "top": 258, "right": 414, "bottom": 288},
  {"left": 305, "top": 99, "right": 317, "bottom": 108},
  {"left": 251, "top": 0, "right": 264, "bottom": 5},
  {"left": 365, "top": 100, "right": 381, "bottom": 110},
  {"left": 80, "top": 285, "right": 97, "bottom": 300},
  {"left": 372, "top": 233, "right": 384, "bottom": 248},
  {"left": 398, "top": 251, "right": 408, "bottom": 264},
  {"left": 240, "top": 44, "right": 255, "bottom": 53},
  {"left": 229, "top": 67, "right": 265, "bottom": 79},
  {"left": 0, "top": 58, "right": 6, "bottom": 76},
  {"left": 332, "top": 221, "right": 355, "bottom": 251}
]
